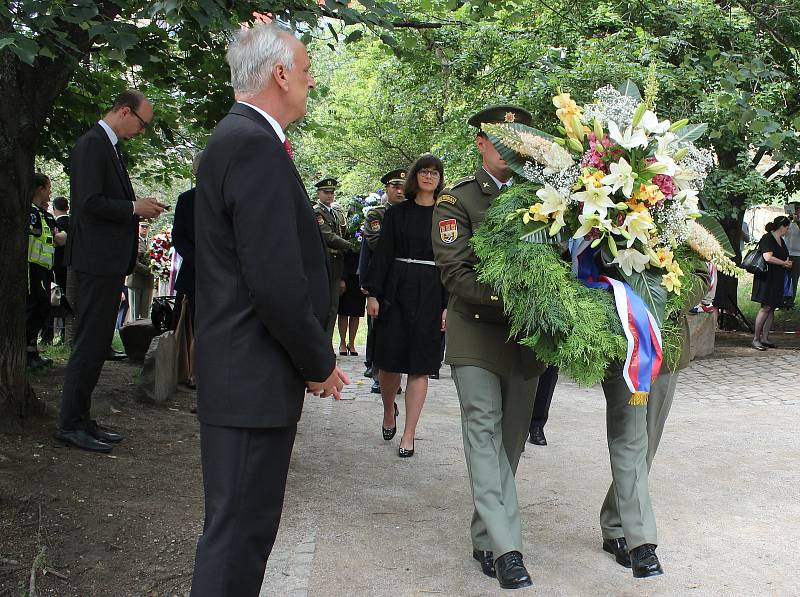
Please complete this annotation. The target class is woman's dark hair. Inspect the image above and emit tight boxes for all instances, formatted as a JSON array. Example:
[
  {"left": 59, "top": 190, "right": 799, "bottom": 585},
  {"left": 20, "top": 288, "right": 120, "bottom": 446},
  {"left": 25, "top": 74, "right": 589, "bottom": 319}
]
[
  {"left": 31, "top": 173, "right": 49, "bottom": 200},
  {"left": 766, "top": 215, "right": 791, "bottom": 232},
  {"left": 404, "top": 153, "right": 445, "bottom": 200}
]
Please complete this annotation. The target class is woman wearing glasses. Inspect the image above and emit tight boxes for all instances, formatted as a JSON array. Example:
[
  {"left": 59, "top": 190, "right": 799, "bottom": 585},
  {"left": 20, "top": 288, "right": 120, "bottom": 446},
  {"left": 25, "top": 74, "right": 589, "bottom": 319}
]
[{"left": 364, "top": 155, "right": 448, "bottom": 457}]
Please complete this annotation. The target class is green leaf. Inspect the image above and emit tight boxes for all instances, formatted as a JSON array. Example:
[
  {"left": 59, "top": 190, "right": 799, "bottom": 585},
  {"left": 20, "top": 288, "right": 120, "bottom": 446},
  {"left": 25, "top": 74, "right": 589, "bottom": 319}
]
[
  {"left": 9, "top": 36, "right": 39, "bottom": 65},
  {"left": 617, "top": 79, "right": 642, "bottom": 101},
  {"left": 618, "top": 267, "right": 667, "bottom": 327},
  {"left": 344, "top": 30, "right": 364, "bottom": 44},
  {"left": 519, "top": 220, "right": 547, "bottom": 242},
  {"left": 697, "top": 212, "right": 735, "bottom": 257},
  {"left": 673, "top": 123, "right": 707, "bottom": 144}
]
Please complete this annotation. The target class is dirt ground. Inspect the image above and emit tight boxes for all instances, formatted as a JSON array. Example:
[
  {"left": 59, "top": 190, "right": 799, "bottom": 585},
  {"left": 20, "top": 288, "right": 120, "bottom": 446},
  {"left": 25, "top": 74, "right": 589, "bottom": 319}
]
[
  {"left": 1, "top": 323, "right": 798, "bottom": 596},
  {"left": 0, "top": 359, "right": 202, "bottom": 596}
]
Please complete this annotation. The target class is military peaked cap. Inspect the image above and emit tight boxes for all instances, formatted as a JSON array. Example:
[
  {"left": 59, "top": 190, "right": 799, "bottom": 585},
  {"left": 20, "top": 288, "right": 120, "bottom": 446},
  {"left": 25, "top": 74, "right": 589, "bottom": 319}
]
[
  {"left": 468, "top": 105, "right": 533, "bottom": 128},
  {"left": 380, "top": 168, "right": 407, "bottom": 186},
  {"left": 315, "top": 178, "right": 339, "bottom": 191}
]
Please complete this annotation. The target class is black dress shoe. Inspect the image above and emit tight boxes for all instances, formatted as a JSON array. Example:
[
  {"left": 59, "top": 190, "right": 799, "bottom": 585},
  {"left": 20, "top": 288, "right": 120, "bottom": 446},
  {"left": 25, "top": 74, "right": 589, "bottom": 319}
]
[
  {"left": 88, "top": 421, "right": 123, "bottom": 444},
  {"left": 751, "top": 340, "right": 767, "bottom": 351},
  {"left": 54, "top": 429, "right": 112, "bottom": 453},
  {"left": 761, "top": 340, "right": 778, "bottom": 348},
  {"left": 398, "top": 440, "right": 414, "bottom": 458},
  {"left": 602, "top": 537, "right": 632, "bottom": 568},
  {"left": 370, "top": 379, "right": 381, "bottom": 394},
  {"left": 529, "top": 426, "right": 547, "bottom": 446},
  {"left": 630, "top": 544, "right": 663, "bottom": 578},
  {"left": 364, "top": 366, "right": 373, "bottom": 378},
  {"left": 495, "top": 551, "right": 532, "bottom": 589},
  {"left": 472, "top": 549, "right": 496, "bottom": 577},
  {"left": 382, "top": 403, "right": 399, "bottom": 441},
  {"left": 106, "top": 349, "right": 127, "bottom": 361}
]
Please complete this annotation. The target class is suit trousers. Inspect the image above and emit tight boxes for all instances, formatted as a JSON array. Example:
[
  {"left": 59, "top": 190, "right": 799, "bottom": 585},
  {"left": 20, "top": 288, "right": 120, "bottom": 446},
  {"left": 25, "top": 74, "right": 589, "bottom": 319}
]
[
  {"left": 190, "top": 423, "right": 297, "bottom": 597},
  {"left": 59, "top": 271, "right": 123, "bottom": 430},
  {"left": 451, "top": 365, "right": 539, "bottom": 557},
  {"left": 600, "top": 370, "right": 678, "bottom": 549},
  {"left": 529, "top": 365, "right": 559, "bottom": 430}
]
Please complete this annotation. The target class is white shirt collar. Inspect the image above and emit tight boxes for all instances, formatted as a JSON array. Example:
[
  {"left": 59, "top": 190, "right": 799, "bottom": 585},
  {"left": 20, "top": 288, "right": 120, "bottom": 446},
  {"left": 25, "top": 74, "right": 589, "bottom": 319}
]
[
  {"left": 483, "top": 167, "right": 513, "bottom": 190},
  {"left": 237, "top": 101, "right": 285, "bottom": 143},
  {"left": 98, "top": 119, "right": 118, "bottom": 146}
]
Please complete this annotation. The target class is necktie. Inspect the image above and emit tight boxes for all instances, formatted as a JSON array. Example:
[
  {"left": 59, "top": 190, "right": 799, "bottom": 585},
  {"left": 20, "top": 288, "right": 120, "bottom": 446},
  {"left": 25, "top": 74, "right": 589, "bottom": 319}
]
[
  {"left": 115, "top": 143, "right": 125, "bottom": 166},
  {"left": 283, "top": 138, "right": 294, "bottom": 160}
]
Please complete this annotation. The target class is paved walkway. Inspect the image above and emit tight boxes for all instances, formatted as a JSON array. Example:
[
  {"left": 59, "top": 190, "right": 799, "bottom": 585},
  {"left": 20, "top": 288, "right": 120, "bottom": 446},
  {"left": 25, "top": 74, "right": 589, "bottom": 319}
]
[{"left": 261, "top": 351, "right": 800, "bottom": 596}]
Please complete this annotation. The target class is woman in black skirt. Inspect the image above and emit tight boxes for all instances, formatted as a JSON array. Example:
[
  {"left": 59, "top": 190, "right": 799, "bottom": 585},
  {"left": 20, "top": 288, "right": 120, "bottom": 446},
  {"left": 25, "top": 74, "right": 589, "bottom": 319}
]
[
  {"left": 364, "top": 155, "right": 448, "bottom": 457},
  {"left": 751, "top": 215, "right": 793, "bottom": 350},
  {"left": 337, "top": 249, "right": 366, "bottom": 355}
]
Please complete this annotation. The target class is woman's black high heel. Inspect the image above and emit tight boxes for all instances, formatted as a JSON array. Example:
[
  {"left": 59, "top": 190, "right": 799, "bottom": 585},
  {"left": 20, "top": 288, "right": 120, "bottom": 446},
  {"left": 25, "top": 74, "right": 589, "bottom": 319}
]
[
  {"left": 382, "top": 403, "right": 399, "bottom": 440},
  {"left": 398, "top": 440, "right": 414, "bottom": 458}
]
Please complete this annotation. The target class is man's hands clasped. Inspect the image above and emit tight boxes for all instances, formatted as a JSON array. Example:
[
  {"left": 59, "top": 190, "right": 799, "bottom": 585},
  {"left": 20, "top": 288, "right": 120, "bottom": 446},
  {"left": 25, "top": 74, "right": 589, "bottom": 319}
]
[{"left": 306, "top": 366, "right": 350, "bottom": 400}]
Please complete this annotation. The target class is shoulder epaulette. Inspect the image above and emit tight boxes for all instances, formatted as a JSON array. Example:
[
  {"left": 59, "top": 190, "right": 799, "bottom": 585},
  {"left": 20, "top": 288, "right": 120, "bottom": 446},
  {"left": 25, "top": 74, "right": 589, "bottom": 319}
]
[{"left": 450, "top": 176, "right": 475, "bottom": 190}]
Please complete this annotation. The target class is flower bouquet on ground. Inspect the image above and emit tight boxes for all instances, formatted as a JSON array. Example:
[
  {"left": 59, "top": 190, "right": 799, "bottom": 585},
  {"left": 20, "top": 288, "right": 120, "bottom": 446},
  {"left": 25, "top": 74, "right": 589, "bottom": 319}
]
[
  {"left": 472, "top": 79, "right": 742, "bottom": 401},
  {"left": 148, "top": 228, "right": 173, "bottom": 281},
  {"left": 345, "top": 192, "right": 382, "bottom": 244}
]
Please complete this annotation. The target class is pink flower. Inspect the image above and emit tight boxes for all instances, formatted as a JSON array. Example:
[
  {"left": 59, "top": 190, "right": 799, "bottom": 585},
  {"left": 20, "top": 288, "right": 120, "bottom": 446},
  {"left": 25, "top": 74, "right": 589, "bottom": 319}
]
[{"left": 652, "top": 174, "right": 676, "bottom": 199}]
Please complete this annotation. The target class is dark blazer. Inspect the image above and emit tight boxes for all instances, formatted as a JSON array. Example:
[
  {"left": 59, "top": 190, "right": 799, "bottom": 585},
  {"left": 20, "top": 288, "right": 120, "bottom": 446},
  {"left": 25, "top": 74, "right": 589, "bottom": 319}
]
[
  {"left": 65, "top": 123, "right": 138, "bottom": 277},
  {"left": 171, "top": 188, "right": 195, "bottom": 296},
  {"left": 195, "top": 103, "right": 335, "bottom": 428}
]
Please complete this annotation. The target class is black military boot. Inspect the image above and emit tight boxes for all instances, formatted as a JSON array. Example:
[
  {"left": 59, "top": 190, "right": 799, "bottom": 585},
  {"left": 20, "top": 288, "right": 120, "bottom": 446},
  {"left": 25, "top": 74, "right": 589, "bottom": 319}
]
[{"left": 630, "top": 543, "right": 663, "bottom": 578}]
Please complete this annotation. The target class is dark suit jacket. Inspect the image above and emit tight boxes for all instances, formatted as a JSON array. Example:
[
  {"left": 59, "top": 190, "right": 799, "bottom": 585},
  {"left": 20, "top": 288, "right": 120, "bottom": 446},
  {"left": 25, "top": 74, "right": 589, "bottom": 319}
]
[
  {"left": 65, "top": 123, "right": 138, "bottom": 277},
  {"left": 195, "top": 103, "right": 336, "bottom": 428},
  {"left": 172, "top": 188, "right": 195, "bottom": 296},
  {"left": 53, "top": 214, "right": 70, "bottom": 288}
]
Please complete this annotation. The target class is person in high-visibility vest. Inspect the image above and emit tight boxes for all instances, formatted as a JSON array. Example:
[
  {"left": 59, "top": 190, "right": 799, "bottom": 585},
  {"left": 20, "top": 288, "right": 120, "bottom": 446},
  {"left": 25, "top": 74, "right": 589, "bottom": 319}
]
[{"left": 27, "top": 173, "right": 66, "bottom": 369}]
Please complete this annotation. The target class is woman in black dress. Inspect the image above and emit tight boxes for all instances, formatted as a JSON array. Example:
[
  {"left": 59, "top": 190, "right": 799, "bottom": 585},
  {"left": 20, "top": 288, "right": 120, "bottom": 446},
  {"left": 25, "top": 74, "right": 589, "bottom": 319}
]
[
  {"left": 337, "top": 248, "right": 365, "bottom": 355},
  {"left": 751, "top": 215, "right": 793, "bottom": 350},
  {"left": 365, "top": 155, "right": 447, "bottom": 457}
]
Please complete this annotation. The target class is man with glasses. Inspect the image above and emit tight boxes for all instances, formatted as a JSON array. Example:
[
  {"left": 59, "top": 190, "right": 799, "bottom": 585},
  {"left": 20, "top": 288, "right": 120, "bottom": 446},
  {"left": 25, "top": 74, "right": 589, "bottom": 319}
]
[
  {"left": 313, "top": 178, "right": 354, "bottom": 339},
  {"left": 360, "top": 168, "right": 407, "bottom": 392},
  {"left": 57, "top": 89, "right": 165, "bottom": 453}
]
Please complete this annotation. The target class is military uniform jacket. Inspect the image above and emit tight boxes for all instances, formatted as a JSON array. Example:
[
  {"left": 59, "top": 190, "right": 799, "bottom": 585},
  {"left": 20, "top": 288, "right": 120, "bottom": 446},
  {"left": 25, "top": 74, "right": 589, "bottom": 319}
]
[
  {"left": 432, "top": 167, "right": 545, "bottom": 379},
  {"left": 363, "top": 204, "right": 387, "bottom": 250},
  {"left": 314, "top": 202, "right": 350, "bottom": 279}
]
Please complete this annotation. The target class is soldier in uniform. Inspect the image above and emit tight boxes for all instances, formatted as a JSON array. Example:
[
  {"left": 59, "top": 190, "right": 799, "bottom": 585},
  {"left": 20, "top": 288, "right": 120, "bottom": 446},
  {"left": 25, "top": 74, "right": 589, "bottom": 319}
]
[
  {"left": 360, "top": 168, "right": 407, "bottom": 393},
  {"left": 313, "top": 178, "right": 353, "bottom": 339},
  {"left": 431, "top": 106, "right": 545, "bottom": 590},
  {"left": 27, "top": 173, "right": 66, "bottom": 368}
]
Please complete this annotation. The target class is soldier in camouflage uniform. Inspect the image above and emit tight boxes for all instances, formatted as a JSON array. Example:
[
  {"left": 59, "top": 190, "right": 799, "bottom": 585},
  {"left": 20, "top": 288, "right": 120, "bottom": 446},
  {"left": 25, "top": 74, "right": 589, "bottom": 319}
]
[
  {"left": 313, "top": 178, "right": 353, "bottom": 340},
  {"left": 431, "top": 106, "right": 545, "bottom": 590},
  {"left": 360, "top": 168, "right": 407, "bottom": 392}
]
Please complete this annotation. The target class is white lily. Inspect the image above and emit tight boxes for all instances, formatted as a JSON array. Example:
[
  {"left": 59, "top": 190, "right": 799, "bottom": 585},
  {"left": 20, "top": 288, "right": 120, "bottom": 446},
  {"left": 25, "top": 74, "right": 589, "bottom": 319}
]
[
  {"left": 571, "top": 178, "right": 616, "bottom": 220},
  {"left": 675, "top": 188, "right": 701, "bottom": 216},
  {"left": 651, "top": 152, "right": 678, "bottom": 176},
  {"left": 607, "top": 120, "right": 648, "bottom": 150},
  {"left": 612, "top": 248, "right": 651, "bottom": 276},
  {"left": 672, "top": 165, "right": 698, "bottom": 191},
  {"left": 572, "top": 213, "right": 615, "bottom": 239},
  {"left": 656, "top": 131, "right": 677, "bottom": 154},
  {"left": 639, "top": 110, "right": 671, "bottom": 134},
  {"left": 601, "top": 157, "right": 637, "bottom": 198},
  {"left": 536, "top": 184, "right": 568, "bottom": 234},
  {"left": 621, "top": 210, "right": 655, "bottom": 247}
]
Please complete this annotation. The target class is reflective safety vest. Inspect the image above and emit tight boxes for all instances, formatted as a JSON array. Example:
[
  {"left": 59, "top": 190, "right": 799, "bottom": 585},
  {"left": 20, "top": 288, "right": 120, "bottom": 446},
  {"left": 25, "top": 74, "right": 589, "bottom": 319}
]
[{"left": 28, "top": 205, "right": 55, "bottom": 270}]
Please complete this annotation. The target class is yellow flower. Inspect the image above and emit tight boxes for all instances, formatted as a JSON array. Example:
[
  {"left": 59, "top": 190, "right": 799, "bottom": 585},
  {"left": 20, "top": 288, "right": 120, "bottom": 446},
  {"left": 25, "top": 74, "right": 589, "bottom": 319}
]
[
  {"left": 552, "top": 92, "right": 584, "bottom": 139},
  {"left": 667, "top": 260, "right": 683, "bottom": 276},
  {"left": 655, "top": 247, "right": 674, "bottom": 268},
  {"left": 523, "top": 203, "right": 550, "bottom": 225},
  {"left": 626, "top": 197, "right": 648, "bottom": 212},
  {"left": 581, "top": 168, "right": 605, "bottom": 188},
  {"left": 632, "top": 183, "right": 665, "bottom": 206},
  {"left": 662, "top": 271, "right": 682, "bottom": 293}
]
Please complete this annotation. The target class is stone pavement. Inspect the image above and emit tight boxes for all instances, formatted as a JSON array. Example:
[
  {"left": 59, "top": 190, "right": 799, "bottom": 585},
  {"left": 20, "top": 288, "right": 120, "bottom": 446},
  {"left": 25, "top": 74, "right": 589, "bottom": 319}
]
[{"left": 261, "top": 349, "right": 800, "bottom": 596}]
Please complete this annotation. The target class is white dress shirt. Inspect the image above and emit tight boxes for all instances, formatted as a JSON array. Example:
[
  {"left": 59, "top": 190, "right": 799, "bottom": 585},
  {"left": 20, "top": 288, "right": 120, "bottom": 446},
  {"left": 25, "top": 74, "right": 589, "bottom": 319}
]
[
  {"left": 483, "top": 167, "right": 513, "bottom": 190},
  {"left": 237, "top": 101, "right": 286, "bottom": 143}
]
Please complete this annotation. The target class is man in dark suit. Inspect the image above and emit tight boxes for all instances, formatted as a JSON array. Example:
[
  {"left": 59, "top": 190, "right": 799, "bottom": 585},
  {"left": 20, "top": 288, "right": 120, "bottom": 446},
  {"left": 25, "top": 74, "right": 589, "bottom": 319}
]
[
  {"left": 57, "top": 89, "right": 165, "bottom": 453},
  {"left": 189, "top": 23, "right": 348, "bottom": 597}
]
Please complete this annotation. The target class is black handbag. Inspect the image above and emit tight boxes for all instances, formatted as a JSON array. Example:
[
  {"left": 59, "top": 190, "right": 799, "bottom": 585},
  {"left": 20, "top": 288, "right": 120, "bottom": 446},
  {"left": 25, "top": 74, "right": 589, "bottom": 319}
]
[{"left": 741, "top": 247, "right": 768, "bottom": 275}]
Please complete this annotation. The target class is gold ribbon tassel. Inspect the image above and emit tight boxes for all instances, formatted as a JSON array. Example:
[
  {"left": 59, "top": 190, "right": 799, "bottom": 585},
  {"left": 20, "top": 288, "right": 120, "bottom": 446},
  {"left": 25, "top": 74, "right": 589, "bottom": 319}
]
[{"left": 628, "top": 391, "right": 649, "bottom": 406}]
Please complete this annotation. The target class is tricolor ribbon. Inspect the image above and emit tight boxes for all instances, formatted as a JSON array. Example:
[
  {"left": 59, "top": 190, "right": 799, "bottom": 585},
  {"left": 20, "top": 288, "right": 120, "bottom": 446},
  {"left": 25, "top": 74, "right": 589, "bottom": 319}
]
[{"left": 572, "top": 240, "right": 663, "bottom": 405}]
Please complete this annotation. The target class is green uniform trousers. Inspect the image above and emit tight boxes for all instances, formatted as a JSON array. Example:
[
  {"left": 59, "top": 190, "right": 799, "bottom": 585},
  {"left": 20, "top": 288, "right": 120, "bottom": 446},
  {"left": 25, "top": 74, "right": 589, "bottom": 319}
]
[
  {"left": 451, "top": 365, "right": 539, "bottom": 557},
  {"left": 600, "top": 370, "right": 678, "bottom": 550}
]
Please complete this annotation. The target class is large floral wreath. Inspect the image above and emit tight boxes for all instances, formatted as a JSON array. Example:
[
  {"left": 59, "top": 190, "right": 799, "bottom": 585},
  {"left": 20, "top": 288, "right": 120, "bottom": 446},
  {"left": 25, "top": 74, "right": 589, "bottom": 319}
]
[{"left": 472, "top": 79, "right": 742, "bottom": 400}]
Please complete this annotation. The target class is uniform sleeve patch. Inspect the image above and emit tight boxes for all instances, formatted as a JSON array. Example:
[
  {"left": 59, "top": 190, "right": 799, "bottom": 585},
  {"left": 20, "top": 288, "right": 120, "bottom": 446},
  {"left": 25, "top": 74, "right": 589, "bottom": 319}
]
[
  {"left": 436, "top": 194, "right": 457, "bottom": 206},
  {"left": 368, "top": 219, "right": 381, "bottom": 232},
  {"left": 439, "top": 219, "right": 458, "bottom": 244},
  {"left": 316, "top": 214, "right": 325, "bottom": 226}
]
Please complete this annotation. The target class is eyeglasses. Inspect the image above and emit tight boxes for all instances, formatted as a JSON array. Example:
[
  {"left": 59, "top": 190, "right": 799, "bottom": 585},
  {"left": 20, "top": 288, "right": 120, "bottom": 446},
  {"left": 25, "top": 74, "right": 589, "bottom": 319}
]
[
  {"left": 418, "top": 169, "right": 441, "bottom": 179},
  {"left": 130, "top": 107, "right": 149, "bottom": 130}
]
